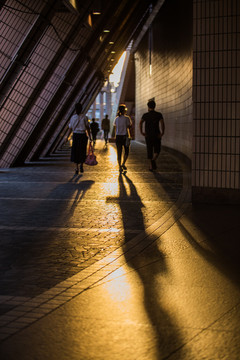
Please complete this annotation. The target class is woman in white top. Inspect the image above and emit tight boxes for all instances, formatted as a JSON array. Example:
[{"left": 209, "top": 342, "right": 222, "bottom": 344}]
[
  {"left": 113, "top": 104, "right": 132, "bottom": 172},
  {"left": 68, "top": 103, "right": 91, "bottom": 174}
]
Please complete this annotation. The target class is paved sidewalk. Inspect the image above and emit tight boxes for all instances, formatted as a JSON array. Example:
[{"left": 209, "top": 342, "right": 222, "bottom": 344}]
[
  {"left": 0, "top": 140, "right": 240, "bottom": 359},
  {"left": 0, "top": 141, "right": 184, "bottom": 299}
]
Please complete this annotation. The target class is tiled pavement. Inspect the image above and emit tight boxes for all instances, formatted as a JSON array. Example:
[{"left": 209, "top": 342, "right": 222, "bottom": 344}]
[
  {"left": 0, "top": 140, "right": 240, "bottom": 359},
  {"left": 0, "top": 141, "right": 186, "bottom": 338}
]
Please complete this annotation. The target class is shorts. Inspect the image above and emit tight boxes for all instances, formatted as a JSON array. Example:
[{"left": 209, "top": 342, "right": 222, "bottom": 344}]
[{"left": 145, "top": 136, "right": 161, "bottom": 159}]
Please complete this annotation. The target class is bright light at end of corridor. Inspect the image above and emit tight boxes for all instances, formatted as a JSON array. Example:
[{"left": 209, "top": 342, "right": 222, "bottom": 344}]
[{"left": 109, "top": 51, "right": 126, "bottom": 87}]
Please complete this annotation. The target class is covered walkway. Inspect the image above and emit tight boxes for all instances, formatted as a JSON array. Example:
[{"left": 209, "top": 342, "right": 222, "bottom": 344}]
[{"left": 0, "top": 141, "right": 240, "bottom": 359}]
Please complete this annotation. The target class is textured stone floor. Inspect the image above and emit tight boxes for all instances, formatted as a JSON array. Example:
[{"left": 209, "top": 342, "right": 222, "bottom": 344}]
[
  {"left": 0, "top": 141, "right": 183, "bottom": 298},
  {"left": 0, "top": 140, "right": 240, "bottom": 359}
]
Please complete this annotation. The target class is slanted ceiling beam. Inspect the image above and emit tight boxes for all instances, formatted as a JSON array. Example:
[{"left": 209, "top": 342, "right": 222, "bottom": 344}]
[
  {"left": 12, "top": 1, "right": 125, "bottom": 165},
  {"left": 131, "top": 0, "right": 165, "bottom": 54}
]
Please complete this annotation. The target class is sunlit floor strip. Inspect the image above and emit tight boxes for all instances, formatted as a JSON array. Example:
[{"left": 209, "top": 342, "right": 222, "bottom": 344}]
[
  {"left": 0, "top": 198, "right": 171, "bottom": 203},
  {"left": 0, "top": 225, "right": 141, "bottom": 233}
]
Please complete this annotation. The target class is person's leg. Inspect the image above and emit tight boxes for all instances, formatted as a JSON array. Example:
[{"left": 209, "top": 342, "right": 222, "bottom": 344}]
[
  {"left": 93, "top": 133, "right": 96, "bottom": 145},
  {"left": 75, "top": 163, "right": 79, "bottom": 174},
  {"left": 117, "top": 145, "right": 123, "bottom": 170},
  {"left": 145, "top": 137, "right": 154, "bottom": 170},
  {"left": 79, "top": 134, "right": 88, "bottom": 173},
  {"left": 104, "top": 130, "right": 108, "bottom": 143},
  {"left": 122, "top": 143, "right": 129, "bottom": 169},
  {"left": 71, "top": 133, "right": 81, "bottom": 174},
  {"left": 116, "top": 136, "right": 123, "bottom": 171},
  {"left": 152, "top": 138, "right": 161, "bottom": 169},
  {"left": 151, "top": 153, "right": 158, "bottom": 170}
]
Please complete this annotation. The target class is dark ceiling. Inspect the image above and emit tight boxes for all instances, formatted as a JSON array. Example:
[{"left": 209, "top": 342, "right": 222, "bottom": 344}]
[{"left": 61, "top": 0, "right": 162, "bottom": 81}]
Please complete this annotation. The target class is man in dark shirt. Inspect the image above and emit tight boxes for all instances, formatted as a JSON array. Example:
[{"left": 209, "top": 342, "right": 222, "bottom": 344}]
[
  {"left": 90, "top": 118, "right": 99, "bottom": 145},
  {"left": 101, "top": 114, "right": 110, "bottom": 144},
  {"left": 139, "top": 100, "right": 165, "bottom": 171}
]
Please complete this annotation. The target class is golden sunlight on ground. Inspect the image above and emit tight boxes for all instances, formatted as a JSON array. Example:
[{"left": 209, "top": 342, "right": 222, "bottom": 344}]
[
  {"left": 104, "top": 273, "right": 132, "bottom": 302},
  {"left": 107, "top": 144, "right": 118, "bottom": 164},
  {"left": 1, "top": 141, "right": 239, "bottom": 360},
  {"left": 102, "top": 182, "right": 119, "bottom": 196}
]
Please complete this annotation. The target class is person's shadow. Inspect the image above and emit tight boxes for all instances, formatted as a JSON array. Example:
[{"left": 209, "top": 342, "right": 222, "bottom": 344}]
[
  {"left": 67, "top": 175, "right": 95, "bottom": 214},
  {"left": 114, "top": 172, "right": 184, "bottom": 359}
]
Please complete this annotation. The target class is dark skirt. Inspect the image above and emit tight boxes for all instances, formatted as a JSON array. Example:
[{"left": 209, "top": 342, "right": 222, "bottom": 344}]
[{"left": 71, "top": 133, "right": 88, "bottom": 164}]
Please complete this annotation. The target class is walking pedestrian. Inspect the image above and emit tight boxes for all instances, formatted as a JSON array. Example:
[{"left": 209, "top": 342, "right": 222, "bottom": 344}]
[
  {"left": 101, "top": 114, "right": 110, "bottom": 144},
  {"left": 90, "top": 118, "right": 99, "bottom": 146},
  {"left": 113, "top": 104, "right": 132, "bottom": 172},
  {"left": 139, "top": 100, "right": 165, "bottom": 171},
  {"left": 68, "top": 103, "right": 91, "bottom": 174}
]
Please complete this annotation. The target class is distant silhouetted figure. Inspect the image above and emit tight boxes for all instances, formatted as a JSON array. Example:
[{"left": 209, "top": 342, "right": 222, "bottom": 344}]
[
  {"left": 139, "top": 100, "right": 165, "bottom": 171},
  {"left": 101, "top": 114, "right": 110, "bottom": 144},
  {"left": 68, "top": 103, "right": 91, "bottom": 174},
  {"left": 90, "top": 118, "right": 99, "bottom": 145},
  {"left": 113, "top": 104, "right": 132, "bottom": 172}
]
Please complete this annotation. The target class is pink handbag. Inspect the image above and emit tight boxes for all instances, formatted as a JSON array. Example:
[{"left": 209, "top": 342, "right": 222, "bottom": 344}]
[{"left": 85, "top": 143, "right": 98, "bottom": 166}]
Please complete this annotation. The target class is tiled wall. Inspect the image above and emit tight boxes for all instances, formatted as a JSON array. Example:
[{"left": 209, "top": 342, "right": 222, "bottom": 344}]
[
  {"left": 135, "top": 0, "right": 193, "bottom": 161},
  {"left": 135, "top": 0, "right": 240, "bottom": 202},
  {"left": 192, "top": 0, "right": 240, "bottom": 201},
  {"left": 0, "top": 1, "right": 85, "bottom": 168}
]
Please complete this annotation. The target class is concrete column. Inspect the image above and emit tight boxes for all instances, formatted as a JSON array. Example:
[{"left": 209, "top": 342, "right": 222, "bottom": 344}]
[
  {"left": 92, "top": 100, "right": 96, "bottom": 119},
  {"left": 100, "top": 92, "right": 104, "bottom": 121},
  {"left": 106, "top": 82, "right": 112, "bottom": 119}
]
